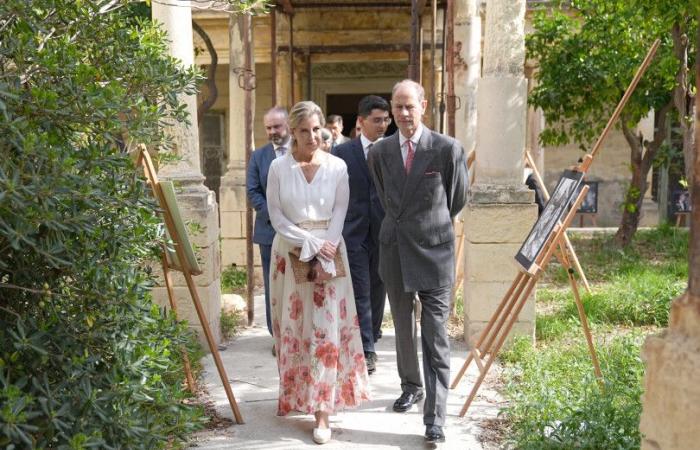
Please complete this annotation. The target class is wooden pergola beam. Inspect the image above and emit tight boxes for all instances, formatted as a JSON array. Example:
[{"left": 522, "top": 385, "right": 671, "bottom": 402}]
[{"left": 277, "top": 42, "right": 443, "bottom": 54}]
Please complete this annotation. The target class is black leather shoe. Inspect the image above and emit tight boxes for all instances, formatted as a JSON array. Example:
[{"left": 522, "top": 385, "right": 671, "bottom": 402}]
[
  {"left": 425, "top": 425, "right": 445, "bottom": 444},
  {"left": 392, "top": 390, "right": 424, "bottom": 412},
  {"left": 364, "top": 352, "right": 377, "bottom": 375}
]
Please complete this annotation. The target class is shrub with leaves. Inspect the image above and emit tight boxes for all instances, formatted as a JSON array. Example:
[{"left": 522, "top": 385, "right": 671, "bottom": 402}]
[
  {"left": 0, "top": 1, "right": 207, "bottom": 447},
  {"left": 502, "top": 335, "right": 645, "bottom": 450}
]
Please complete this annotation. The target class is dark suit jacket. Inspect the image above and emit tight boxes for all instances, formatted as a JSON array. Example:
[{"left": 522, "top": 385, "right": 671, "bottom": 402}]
[
  {"left": 332, "top": 138, "right": 384, "bottom": 249},
  {"left": 368, "top": 127, "right": 469, "bottom": 291},
  {"left": 246, "top": 143, "right": 276, "bottom": 245}
]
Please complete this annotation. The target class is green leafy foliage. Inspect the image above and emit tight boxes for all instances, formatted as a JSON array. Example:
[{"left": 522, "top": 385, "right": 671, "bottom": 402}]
[
  {"left": 501, "top": 227, "right": 688, "bottom": 448},
  {"left": 220, "top": 308, "right": 243, "bottom": 341},
  {"left": 527, "top": 0, "right": 685, "bottom": 150},
  {"left": 221, "top": 264, "right": 248, "bottom": 294},
  {"left": 503, "top": 334, "right": 645, "bottom": 450},
  {"left": 0, "top": 1, "right": 209, "bottom": 447}
]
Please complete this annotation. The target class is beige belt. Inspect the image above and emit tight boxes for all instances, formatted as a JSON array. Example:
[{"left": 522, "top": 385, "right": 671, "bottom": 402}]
[{"left": 296, "top": 219, "right": 330, "bottom": 231}]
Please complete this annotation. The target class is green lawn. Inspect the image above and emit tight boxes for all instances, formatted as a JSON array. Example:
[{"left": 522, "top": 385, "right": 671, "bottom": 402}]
[{"left": 498, "top": 225, "right": 689, "bottom": 449}]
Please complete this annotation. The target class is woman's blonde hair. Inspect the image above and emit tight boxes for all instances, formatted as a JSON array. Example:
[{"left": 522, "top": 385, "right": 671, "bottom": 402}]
[{"left": 288, "top": 101, "right": 325, "bottom": 130}]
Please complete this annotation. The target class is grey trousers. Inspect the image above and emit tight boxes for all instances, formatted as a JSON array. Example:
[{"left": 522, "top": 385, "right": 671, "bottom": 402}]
[{"left": 386, "top": 273, "right": 451, "bottom": 427}]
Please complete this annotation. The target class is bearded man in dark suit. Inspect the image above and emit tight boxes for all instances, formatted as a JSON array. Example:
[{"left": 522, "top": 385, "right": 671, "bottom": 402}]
[
  {"left": 368, "top": 80, "right": 469, "bottom": 444},
  {"left": 332, "top": 95, "right": 391, "bottom": 374},
  {"left": 246, "top": 107, "right": 290, "bottom": 349}
]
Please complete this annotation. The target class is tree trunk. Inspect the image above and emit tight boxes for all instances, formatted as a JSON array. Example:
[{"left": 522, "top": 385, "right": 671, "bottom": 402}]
[
  {"left": 614, "top": 104, "right": 673, "bottom": 246},
  {"left": 671, "top": 22, "right": 696, "bottom": 186},
  {"left": 688, "top": 22, "right": 700, "bottom": 299}
]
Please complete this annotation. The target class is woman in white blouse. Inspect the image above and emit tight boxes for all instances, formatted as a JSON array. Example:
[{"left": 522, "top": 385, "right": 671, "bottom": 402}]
[{"left": 267, "top": 101, "right": 370, "bottom": 444}]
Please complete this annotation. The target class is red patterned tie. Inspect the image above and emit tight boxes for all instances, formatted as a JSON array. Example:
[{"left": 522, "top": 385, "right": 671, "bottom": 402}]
[{"left": 405, "top": 140, "right": 415, "bottom": 174}]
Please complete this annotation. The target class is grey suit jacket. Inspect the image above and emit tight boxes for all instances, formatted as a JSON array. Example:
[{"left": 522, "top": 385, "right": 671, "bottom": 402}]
[{"left": 368, "top": 128, "right": 468, "bottom": 291}]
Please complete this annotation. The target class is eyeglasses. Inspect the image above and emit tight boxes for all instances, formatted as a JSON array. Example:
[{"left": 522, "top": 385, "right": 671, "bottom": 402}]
[{"left": 369, "top": 117, "right": 393, "bottom": 125}]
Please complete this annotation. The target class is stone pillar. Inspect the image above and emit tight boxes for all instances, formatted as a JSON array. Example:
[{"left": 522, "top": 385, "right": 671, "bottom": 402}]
[
  {"left": 640, "top": 295, "right": 700, "bottom": 449},
  {"left": 276, "top": 14, "right": 292, "bottom": 109},
  {"left": 453, "top": 0, "right": 480, "bottom": 155},
  {"left": 463, "top": 0, "right": 537, "bottom": 344},
  {"left": 220, "top": 15, "right": 252, "bottom": 272},
  {"left": 525, "top": 64, "right": 545, "bottom": 174},
  {"left": 152, "top": 3, "right": 222, "bottom": 347}
]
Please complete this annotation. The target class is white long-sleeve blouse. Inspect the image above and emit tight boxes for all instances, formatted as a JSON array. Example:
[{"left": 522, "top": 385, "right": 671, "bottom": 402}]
[{"left": 267, "top": 150, "right": 349, "bottom": 274}]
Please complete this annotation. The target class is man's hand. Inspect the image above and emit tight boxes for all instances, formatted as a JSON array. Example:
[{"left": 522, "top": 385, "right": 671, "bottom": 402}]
[{"left": 318, "top": 241, "right": 337, "bottom": 260}]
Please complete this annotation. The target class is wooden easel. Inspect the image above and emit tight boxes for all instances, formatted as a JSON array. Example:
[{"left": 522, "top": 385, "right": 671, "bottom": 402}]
[
  {"left": 450, "top": 185, "right": 600, "bottom": 416},
  {"left": 578, "top": 212, "right": 598, "bottom": 227},
  {"left": 137, "top": 146, "right": 244, "bottom": 424},
  {"left": 450, "top": 38, "right": 661, "bottom": 417},
  {"left": 525, "top": 150, "right": 592, "bottom": 293},
  {"left": 676, "top": 212, "right": 690, "bottom": 227}
]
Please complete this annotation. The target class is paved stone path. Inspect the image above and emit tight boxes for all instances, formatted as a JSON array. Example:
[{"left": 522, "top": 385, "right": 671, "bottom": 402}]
[{"left": 189, "top": 294, "right": 504, "bottom": 449}]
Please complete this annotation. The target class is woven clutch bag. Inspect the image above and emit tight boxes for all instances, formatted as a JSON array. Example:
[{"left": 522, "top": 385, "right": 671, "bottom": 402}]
[{"left": 288, "top": 247, "right": 346, "bottom": 284}]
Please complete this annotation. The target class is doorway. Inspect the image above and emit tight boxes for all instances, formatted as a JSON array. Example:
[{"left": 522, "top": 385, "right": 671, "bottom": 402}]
[{"left": 325, "top": 93, "right": 397, "bottom": 139}]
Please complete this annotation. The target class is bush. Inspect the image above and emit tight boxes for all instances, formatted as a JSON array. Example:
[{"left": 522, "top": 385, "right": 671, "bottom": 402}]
[
  {"left": 221, "top": 264, "right": 248, "bottom": 294},
  {"left": 502, "top": 335, "right": 645, "bottom": 450},
  {"left": 0, "top": 1, "right": 206, "bottom": 447}
]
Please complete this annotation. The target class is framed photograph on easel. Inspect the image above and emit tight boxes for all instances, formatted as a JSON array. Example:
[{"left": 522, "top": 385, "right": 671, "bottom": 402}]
[
  {"left": 576, "top": 181, "right": 599, "bottom": 214},
  {"left": 672, "top": 189, "right": 691, "bottom": 213},
  {"left": 515, "top": 170, "right": 585, "bottom": 272}
]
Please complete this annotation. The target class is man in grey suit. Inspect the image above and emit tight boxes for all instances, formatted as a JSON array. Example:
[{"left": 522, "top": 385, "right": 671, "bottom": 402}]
[
  {"left": 246, "top": 107, "right": 290, "bottom": 351},
  {"left": 368, "top": 80, "right": 468, "bottom": 444}
]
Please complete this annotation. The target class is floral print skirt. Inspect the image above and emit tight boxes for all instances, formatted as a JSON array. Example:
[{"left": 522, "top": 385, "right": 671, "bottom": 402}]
[{"left": 270, "top": 235, "right": 370, "bottom": 416}]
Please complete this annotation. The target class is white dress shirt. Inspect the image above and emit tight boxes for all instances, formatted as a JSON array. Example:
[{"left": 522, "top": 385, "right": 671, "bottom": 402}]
[
  {"left": 273, "top": 138, "right": 291, "bottom": 159},
  {"left": 398, "top": 123, "right": 424, "bottom": 165},
  {"left": 360, "top": 133, "right": 380, "bottom": 160}
]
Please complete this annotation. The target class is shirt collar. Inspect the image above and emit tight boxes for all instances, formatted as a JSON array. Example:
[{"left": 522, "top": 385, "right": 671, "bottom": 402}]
[
  {"left": 272, "top": 138, "right": 291, "bottom": 151},
  {"left": 360, "top": 133, "right": 379, "bottom": 150},
  {"left": 398, "top": 123, "right": 424, "bottom": 149}
]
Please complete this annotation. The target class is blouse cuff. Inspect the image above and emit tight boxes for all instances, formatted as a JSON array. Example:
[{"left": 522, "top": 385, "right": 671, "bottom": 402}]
[
  {"left": 299, "top": 235, "right": 323, "bottom": 262},
  {"left": 317, "top": 256, "right": 336, "bottom": 277}
]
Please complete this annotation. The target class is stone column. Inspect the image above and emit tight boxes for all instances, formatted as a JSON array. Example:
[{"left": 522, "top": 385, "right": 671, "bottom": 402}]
[
  {"left": 525, "top": 64, "right": 545, "bottom": 174},
  {"left": 220, "top": 15, "right": 253, "bottom": 272},
  {"left": 640, "top": 295, "right": 700, "bottom": 449},
  {"left": 453, "top": 0, "right": 480, "bottom": 155},
  {"left": 151, "top": 3, "right": 222, "bottom": 347},
  {"left": 275, "top": 14, "right": 292, "bottom": 109},
  {"left": 462, "top": 0, "right": 537, "bottom": 344}
]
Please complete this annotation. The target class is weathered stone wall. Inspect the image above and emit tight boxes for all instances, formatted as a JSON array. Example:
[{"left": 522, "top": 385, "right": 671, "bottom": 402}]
[{"left": 640, "top": 294, "right": 700, "bottom": 449}]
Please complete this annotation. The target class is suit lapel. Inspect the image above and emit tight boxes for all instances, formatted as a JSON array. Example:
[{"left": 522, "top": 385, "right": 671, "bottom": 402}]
[
  {"left": 383, "top": 133, "right": 407, "bottom": 193},
  {"left": 399, "top": 128, "right": 435, "bottom": 214},
  {"left": 261, "top": 144, "right": 276, "bottom": 192},
  {"left": 350, "top": 138, "right": 371, "bottom": 182}
]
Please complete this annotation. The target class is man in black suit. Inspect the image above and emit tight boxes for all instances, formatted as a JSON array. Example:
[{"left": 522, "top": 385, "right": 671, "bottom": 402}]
[
  {"left": 332, "top": 95, "right": 390, "bottom": 374},
  {"left": 369, "top": 80, "right": 468, "bottom": 444}
]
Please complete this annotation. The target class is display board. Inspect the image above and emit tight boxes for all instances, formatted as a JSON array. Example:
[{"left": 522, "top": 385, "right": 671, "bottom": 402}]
[
  {"left": 159, "top": 181, "right": 202, "bottom": 275},
  {"left": 515, "top": 170, "right": 585, "bottom": 271}
]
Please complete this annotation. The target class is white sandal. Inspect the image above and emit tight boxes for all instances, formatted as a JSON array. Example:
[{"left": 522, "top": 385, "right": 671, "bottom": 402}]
[{"left": 312, "top": 427, "right": 331, "bottom": 444}]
